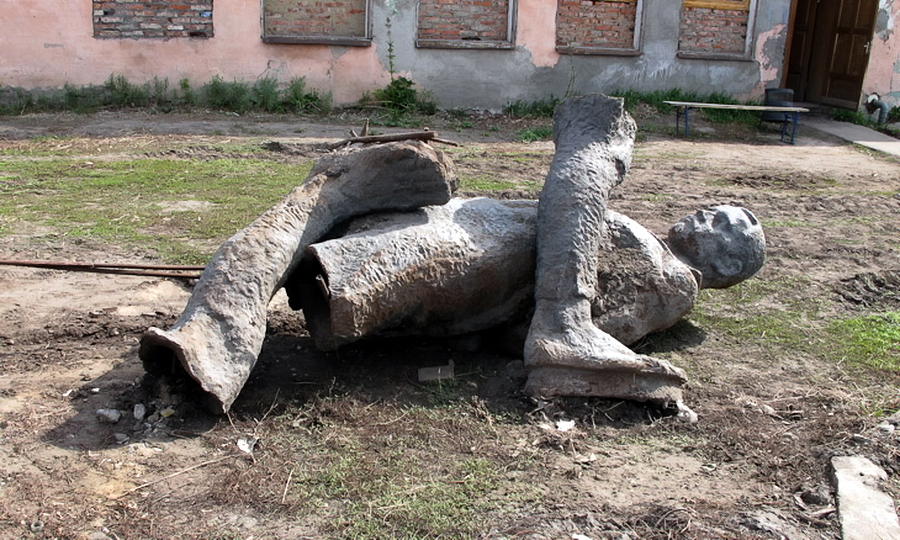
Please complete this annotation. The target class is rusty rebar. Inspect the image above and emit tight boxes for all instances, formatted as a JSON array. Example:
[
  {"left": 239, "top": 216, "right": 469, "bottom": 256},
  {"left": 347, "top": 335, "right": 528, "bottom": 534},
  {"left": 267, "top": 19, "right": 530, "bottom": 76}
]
[{"left": 0, "top": 259, "right": 204, "bottom": 279}]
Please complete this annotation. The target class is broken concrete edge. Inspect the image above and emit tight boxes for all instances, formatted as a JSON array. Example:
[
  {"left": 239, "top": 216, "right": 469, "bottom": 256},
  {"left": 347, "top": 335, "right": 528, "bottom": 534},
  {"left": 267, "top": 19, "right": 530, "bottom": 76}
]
[
  {"left": 139, "top": 327, "right": 228, "bottom": 415},
  {"left": 830, "top": 455, "right": 900, "bottom": 540}
]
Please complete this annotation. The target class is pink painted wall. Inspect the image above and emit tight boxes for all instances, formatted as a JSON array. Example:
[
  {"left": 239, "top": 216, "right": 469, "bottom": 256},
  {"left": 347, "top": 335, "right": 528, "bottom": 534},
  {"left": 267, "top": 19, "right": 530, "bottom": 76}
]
[
  {"left": 1, "top": 0, "right": 791, "bottom": 108},
  {"left": 517, "top": 0, "right": 560, "bottom": 67},
  {"left": 0, "top": 0, "right": 392, "bottom": 104},
  {"left": 862, "top": 0, "right": 900, "bottom": 105}
]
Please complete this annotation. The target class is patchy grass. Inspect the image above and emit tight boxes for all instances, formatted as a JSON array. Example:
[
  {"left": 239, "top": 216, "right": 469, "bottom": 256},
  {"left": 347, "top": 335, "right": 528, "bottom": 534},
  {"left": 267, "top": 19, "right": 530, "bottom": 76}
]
[
  {"left": 638, "top": 193, "right": 673, "bottom": 203},
  {"left": 210, "top": 389, "right": 521, "bottom": 540},
  {"left": 459, "top": 176, "right": 519, "bottom": 191},
  {"left": 691, "top": 277, "right": 900, "bottom": 380},
  {"left": 765, "top": 219, "right": 814, "bottom": 228},
  {"left": 3, "top": 112, "right": 900, "bottom": 540},
  {"left": 827, "top": 312, "right": 900, "bottom": 372},
  {"left": 692, "top": 310, "right": 820, "bottom": 358},
  {"left": 0, "top": 156, "right": 313, "bottom": 263}
]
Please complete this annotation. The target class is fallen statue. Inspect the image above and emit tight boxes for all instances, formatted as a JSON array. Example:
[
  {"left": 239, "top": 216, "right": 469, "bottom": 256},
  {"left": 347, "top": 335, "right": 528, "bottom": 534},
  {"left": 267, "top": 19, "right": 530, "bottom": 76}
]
[
  {"left": 139, "top": 95, "right": 765, "bottom": 415},
  {"left": 291, "top": 199, "right": 764, "bottom": 350}
]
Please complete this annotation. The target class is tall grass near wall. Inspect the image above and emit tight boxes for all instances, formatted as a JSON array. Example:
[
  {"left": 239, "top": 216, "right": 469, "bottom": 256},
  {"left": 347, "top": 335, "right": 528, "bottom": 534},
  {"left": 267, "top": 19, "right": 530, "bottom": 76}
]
[{"left": 0, "top": 74, "right": 332, "bottom": 115}]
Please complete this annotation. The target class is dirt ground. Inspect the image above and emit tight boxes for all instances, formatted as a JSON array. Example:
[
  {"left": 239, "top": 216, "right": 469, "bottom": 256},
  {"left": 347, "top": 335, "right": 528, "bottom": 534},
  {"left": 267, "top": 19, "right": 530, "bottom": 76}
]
[{"left": 1, "top": 109, "right": 900, "bottom": 539}]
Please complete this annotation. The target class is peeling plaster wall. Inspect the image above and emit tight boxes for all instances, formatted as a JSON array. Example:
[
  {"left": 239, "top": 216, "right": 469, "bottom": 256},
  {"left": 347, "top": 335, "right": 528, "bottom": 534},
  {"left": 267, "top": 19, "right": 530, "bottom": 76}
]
[
  {"left": 862, "top": 0, "right": 900, "bottom": 108},
  {"left": 0, "top": 0, "right": 392, "bottom": 105},
  {"left": 1, "top": 0, "right": 791, "bottom": 110}
]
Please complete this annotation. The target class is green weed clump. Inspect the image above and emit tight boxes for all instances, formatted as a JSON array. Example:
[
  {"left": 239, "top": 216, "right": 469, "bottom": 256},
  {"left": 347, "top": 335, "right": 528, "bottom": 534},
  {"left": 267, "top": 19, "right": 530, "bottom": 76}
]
[
  {"left": 283, "top": 77, "right": 332, "bottom": 114},
  {"left": 887, "top": 106, "right": 900, "bottom": 123},
  {"left": 0, "top": 74, "right": 331, "bottom": 116},
  {"left": 830, "top": 108, "right": 876, "bottom": 126},
  {"left": 516, "top": 125, "right": 553, "bottom": 142},
  {"left": 251, "top": 77, "right": 281, "bottom": 112},
  {"left": 372, "top": 76, "right": 437, "bottom": 114},
  {"left": 828, "top": 105, "right": 900, "bottom": 139},
  {"left": 202, "top": 76, "right": 252, "bottom": 113},
  {"left": 248, "top": 76, "right": 332, "bottom": 114},
  {"left": 356, "top": 76, "right": 436, "bottom": 128},
  {"left": 503, "top": 97, "right": 559, "bottom": 118},
  {"left": 611, "top": 88, "right": 700, "bottom": 113}
]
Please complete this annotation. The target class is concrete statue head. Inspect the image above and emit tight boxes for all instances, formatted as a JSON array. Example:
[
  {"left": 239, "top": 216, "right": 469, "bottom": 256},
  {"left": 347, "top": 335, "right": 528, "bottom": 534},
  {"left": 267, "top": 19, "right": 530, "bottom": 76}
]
[{"left": 667, "top": 205, "right": 766, "bottom": 289}]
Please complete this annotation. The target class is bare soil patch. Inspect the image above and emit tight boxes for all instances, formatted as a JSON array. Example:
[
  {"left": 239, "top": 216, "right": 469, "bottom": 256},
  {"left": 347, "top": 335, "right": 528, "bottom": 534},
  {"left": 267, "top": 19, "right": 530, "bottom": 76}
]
[{"left": 1, "top": 110, "right": 900, "bottom": 539}]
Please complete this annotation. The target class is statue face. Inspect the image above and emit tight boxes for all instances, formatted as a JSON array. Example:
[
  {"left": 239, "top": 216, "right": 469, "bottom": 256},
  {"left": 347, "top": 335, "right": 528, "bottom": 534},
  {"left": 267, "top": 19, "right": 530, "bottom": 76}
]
[{"left": 667, "top": 205, "right": 766, "bottom": 289}]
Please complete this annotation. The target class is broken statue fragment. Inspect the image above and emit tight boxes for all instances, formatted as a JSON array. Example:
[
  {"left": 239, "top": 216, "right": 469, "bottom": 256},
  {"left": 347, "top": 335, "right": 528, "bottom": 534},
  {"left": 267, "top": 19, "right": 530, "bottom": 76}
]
[
  {"left": 139, "top": 141, "right": 457, "bottom": 413},
  {"left": 294, "top": 199, "right": 766, "bottom": 349},
  {"left": 523, "top": 94, "right": 690, "bottom": 407}
]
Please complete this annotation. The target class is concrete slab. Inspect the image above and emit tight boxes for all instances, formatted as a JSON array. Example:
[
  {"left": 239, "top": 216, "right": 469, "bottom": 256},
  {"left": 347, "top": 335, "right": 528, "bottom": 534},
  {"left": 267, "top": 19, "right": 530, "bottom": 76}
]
[
  {"left": 831, "top": 455, "right": 900, "bottom": 540},
  {"left": 804, "top": 118, "right": 900, "bottom": 158}
]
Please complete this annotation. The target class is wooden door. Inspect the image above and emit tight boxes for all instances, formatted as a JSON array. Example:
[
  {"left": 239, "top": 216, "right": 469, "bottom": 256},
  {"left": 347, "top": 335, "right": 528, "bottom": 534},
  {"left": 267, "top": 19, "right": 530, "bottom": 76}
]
[
  {"left": 820, "top": 0, "right": 878, "bottom": 108},
  {"left": 784, "top": 0, "right": 817, "bottom": 100}
]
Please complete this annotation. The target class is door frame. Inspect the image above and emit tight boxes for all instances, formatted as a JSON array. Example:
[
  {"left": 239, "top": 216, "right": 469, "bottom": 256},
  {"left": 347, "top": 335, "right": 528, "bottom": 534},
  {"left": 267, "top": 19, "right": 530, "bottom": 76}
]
[{"left": 781, "top": 0, "right": 878, "bottom": 109}]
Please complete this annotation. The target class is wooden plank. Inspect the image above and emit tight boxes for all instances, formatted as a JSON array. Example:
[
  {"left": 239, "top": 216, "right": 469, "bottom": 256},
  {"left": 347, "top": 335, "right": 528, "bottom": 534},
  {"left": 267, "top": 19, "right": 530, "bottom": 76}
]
[
  {"left": 663, "top": 101, "right": 810, "bottom": 112},
  {"left": 683, "top": 0, "right": 750, "bottom": 10}
]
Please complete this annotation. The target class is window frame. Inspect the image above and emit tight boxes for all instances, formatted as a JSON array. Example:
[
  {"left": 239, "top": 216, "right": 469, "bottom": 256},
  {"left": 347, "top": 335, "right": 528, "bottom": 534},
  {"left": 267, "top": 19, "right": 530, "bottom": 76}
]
[
  {"left": 415, "top": 0, "right": 517, "bottom": 50},
  {"left": 554, "top": 0, "right": 645, "bottom": 57},
  {"left": 676, "top": 0, "right": 759, "bottom": 60},
  {"left": 260, "top": 0, "right": 373, "bottom": 46}
]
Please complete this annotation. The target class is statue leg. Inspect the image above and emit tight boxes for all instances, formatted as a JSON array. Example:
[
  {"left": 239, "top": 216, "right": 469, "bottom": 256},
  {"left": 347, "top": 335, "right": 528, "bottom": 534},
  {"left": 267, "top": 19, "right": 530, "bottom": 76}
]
[
  {"left": 139, "top": 142, "right": 456, "bottom": 413},
  {"left": 524, "top": 95, "right": 692, "bottom": 413}
]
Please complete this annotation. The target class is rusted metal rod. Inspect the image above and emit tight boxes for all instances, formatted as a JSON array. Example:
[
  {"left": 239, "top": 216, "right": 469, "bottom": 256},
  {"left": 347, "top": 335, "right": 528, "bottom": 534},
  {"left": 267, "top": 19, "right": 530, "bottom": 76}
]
[
  {"left": 0, "top": 259, "right": 204, "bottom": 279},
  {"left": 326, "top": 130, "right": 437, "bottom": 150}
]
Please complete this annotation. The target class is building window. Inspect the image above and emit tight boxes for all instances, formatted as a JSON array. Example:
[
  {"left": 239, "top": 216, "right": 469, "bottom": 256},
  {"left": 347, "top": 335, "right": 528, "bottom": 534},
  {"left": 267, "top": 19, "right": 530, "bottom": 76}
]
[
  {"left": 678, "top": 0, "right": 756, "bottom": 59},
  {"left": 555, "top": 0, "right": 643, "bottom": 56},
  {"left": 416, "top": 0, "right": 516, "bottom": 49},
  {"left": 93, "top": 1, "right": 213, "bottom": 39},
  {"left": 262, "top": 0, "right": 371, "bottom": 45}
]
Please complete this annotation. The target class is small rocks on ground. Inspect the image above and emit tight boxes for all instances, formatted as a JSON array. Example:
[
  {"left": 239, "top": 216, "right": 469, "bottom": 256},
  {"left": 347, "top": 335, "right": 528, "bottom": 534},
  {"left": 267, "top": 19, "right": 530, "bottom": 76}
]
[
  {"left": 96, "top": 409, "right": 121, "bottom": 424},
  {"left": 133, "top": 403, "right": 146, "bottom": 421}
]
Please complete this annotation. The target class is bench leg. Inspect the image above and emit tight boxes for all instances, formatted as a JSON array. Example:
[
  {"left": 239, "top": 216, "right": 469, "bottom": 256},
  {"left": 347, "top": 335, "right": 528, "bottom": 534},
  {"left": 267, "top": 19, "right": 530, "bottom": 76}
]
[
  {"left": 777, "top": 112, "right": 800, "bottom": 144},
  {"left": 675, "top": 107, "right": 691, "bottom": 138},
  {"left": 789, "top": 111, "right": 800, "bottom": 144}
]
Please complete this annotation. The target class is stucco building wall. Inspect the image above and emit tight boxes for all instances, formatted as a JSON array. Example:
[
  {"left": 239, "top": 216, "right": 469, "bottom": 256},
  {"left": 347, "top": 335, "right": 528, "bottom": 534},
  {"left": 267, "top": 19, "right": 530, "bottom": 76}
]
[
  {"left": 1, "top": 0, "right": 803, "bottom": 110},
  {"left": 862, "top": 0, "right": 900, "bottom": 104}
]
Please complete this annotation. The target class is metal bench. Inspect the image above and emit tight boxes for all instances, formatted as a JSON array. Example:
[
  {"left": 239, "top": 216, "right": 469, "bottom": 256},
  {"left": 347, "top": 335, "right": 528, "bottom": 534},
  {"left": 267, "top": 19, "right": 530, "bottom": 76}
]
[{"left": 663, "top": 100, "right": 810, "bottom": 144}]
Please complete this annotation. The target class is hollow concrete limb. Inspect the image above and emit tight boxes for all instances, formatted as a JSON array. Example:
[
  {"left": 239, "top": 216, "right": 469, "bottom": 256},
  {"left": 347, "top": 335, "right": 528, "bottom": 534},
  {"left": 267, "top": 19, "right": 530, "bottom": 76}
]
[
  {"left": 139, "top": 141, "right": 457, "bottom": 413},
  {"left": 296, "top": 197, "right": 539, "bottom": 349},
  {"left": 524, "top": 94, "right": 688, "bottom": 406}
]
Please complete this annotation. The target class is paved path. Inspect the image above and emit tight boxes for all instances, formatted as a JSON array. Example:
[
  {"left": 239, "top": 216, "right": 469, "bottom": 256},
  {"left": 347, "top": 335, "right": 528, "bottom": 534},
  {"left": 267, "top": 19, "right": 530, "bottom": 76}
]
[{"left": 804, "top": 117, "right": 900, "bottom": 158}]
